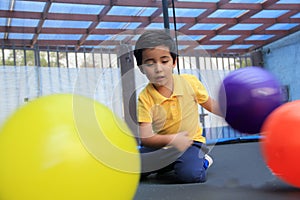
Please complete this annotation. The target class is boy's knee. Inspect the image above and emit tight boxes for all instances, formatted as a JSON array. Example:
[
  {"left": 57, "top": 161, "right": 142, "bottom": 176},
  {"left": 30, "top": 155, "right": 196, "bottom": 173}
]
[{"left": 175, "top": 167, "right": 207, "bottom": 183}]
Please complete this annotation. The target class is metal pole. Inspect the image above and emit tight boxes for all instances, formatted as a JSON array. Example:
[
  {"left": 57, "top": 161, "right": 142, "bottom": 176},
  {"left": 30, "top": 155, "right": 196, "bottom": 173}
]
[
  {"left": 171, "top": 0, "right": 180, "bottom": 74},
  {"left": 162, "top": 0, "right": 180, "bottom": 74},
  {"left": 119, "top": 45, "right": 138, "bottom": 141},
  {"left": 162, "top": 0, "right": 170, "bottom": 30}
]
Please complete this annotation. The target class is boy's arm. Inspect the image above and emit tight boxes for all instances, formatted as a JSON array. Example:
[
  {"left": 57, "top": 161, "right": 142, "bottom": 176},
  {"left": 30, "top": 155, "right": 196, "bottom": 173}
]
[
  {"left": 181, "top": 74, "right": 223, "bottom": 117},
  {"left": 201, "top": 96, "right": 223, "bottom": 117},
  {"left": 139, "top": 122, "right": 192, "bottom": 152}
]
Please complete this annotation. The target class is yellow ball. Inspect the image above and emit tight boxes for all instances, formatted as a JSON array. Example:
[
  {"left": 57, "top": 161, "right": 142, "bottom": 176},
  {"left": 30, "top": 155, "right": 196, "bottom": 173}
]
[{"left": 0, "top": 94, "right": 140, "bottom": 200}]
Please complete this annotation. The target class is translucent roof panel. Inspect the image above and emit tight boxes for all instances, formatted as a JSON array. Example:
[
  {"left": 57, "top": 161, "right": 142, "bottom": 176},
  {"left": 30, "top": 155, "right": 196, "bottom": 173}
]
[
  {"left": 107, "top": 6, "right": 157, "bottom": 16},
  {"left": 267, "top": 23, "right": 299, "bottom": 30},
  {"left": 8, "top": 33, "right": 34, "bottom": 40},
  {"left": 211, "top": 35, "right": 240, "bottom": 41},
  {"left": 277, "top": 0, "right": 300, "bottom": 4},
  {"left": 178, "top": 45, "right": 189, "bottom": 50},
  {"left": 1, "top": 0, "right": 299, "bottom": 53},
  {"left": 229, "top": 0, "right": 265, "bottom": 3},
  {"left": 86, "top": 34, "right": 131, "bottom": 41},
  {"left": 146, "top": 23, "right": 186, "bottom": 30},
  {"left": 0, "top": 1, "right": 9, "bottom": 10},
  {"left": 0, "top": 18, "right": 7, "bottom": 26},
  {"left": 10, "top": 18, "right": 40, "bottom": 27},
  {"left": 208, "top": 9, "right": 248, "bottom": 18},
  {"left": 161, "top": 8, "right": 206, "bottom": 17},
  {"left": 245, "top": 34, "right": 275, "bottom": 40},
  {"left": 251, "top": 10, "right": 289, "bottom": 18},
  {"left": 195, "top": 45, "right": 222, "bottom": 50},
  {"left": 189, "top": 23, "right": 224, "bottom": 30},
  {"left": 110, "top": 35, "right": 131, "bottom": 41},
  {"left": 227, "top": 44, "right": 254, "bottom": 49},
  {"left": 49, "top": 3, "right": 104, "bottom": 15},
  {"left": 43, "top": 20, "right": 92, "bottom": 29},
  {"left": 131, "top": 35, "right": 141, "bottom": 41},
  {"left": 14, "top": 1, "right": 46, "bottom": 12},
  {"left": 229, "top": 23, "right": 263, "bottom": 30},
  {"left": 96, "top": 22, "right": 141, "bottom": 29},
  {"left": 178, "top": 35, "right": 206, "bottom": 41},
  {"left": 291, "top": 13, "right": 300, "bottom": 18},
  {"left": 89, "top": 45, "right": 116, "bottom": 50},
  {"left": 0, "top": 32, "right": 4, "bottom": 39},
  {"left": 177, "top": 0, "right": 220, "bottom": 2},
  {"left": 38, "top": 34, "right": 82, "bottom": 40},
  {"left": 86, "top": 35, "right": 111, "bottom": 41}
]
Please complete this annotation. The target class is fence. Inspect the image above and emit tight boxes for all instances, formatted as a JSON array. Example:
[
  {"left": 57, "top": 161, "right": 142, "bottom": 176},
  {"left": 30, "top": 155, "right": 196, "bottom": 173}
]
[{"left": 0, "top": 45, "right": 258, "bottom": 144}]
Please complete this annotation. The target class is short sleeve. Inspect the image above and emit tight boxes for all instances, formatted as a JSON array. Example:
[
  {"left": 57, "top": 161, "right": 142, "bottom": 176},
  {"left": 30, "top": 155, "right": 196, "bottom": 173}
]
[
  {"left": 181, "top": 74, "right": 209, "bottom": 104},
  {"left": 137, "top": 92, "right": 152, "bottom": 123}
]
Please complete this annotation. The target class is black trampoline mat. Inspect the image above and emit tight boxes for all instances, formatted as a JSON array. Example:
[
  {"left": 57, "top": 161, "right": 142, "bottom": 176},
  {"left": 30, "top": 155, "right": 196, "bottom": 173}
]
[{"left": 134, "top": 142, "right": 300, "bottom": 200}]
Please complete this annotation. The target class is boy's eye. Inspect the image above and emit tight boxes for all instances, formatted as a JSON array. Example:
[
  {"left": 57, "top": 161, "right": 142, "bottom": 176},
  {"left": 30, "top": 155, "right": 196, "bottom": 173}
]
[
  {"left": 142, "top": 59, "right": 170, "bottom": 67},
  {"left": 144, "top": 63, "right": 154, "bottom": 67}
]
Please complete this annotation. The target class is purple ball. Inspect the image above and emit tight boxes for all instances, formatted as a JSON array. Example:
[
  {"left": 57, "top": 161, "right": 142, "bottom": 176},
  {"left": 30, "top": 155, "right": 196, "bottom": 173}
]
[{"left": 218, "top": 66, "right": 283, "bottom": 134}]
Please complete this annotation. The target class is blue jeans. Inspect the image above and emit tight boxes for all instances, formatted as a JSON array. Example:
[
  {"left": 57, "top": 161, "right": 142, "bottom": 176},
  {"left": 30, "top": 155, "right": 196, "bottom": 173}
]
[{"left": 140, "top": 141, "right": 209, "bottom": 183}]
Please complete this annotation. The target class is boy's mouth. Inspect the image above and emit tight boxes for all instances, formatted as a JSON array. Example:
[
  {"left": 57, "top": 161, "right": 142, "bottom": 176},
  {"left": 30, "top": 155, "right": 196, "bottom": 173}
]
[{"left": 155, "top": 76, "right": 165, "bottom": 82}]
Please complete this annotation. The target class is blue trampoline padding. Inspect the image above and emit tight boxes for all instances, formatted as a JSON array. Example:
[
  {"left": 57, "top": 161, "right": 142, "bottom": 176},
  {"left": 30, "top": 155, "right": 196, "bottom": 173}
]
[
  {"left": 137, "top": 135, "right": 261, "bottom": 148},
  {"left": 207, "top": 135, "right": 261, "bottom": 145}
]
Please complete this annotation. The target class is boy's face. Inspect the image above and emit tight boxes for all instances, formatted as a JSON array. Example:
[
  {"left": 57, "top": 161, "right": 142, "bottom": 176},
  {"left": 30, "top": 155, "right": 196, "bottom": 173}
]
[{"left": 139, "top": 45, "right": 176, "bottom": 89}]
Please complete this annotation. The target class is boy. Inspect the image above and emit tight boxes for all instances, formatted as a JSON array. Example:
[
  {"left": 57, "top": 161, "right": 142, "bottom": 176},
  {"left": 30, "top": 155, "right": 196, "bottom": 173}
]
[{"left": 134, "top": 30, "right": 221, "bottom": 183}]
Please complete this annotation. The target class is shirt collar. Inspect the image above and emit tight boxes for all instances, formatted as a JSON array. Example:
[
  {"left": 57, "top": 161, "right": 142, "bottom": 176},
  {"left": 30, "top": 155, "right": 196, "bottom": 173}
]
[{"left": 146, "top": 74, "right": 184, "bottom": 104}]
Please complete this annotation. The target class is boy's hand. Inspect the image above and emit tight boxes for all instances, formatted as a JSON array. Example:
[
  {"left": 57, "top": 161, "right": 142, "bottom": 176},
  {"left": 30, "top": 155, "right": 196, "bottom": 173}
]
[{"left": 170, "top": 131, "right": 193, "bottom": 152}]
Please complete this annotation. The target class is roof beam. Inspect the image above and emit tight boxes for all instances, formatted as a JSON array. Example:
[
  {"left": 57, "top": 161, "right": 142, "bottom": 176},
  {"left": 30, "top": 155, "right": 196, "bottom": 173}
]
[
  {"left": 76, "top": 3, "right": 113, "bottom": 50},
  {"left": 1, "top": 0, "right": 300, "bottom": 54},
  {"left": 31, "top": 1, "right": 52, "bottom": 47}
]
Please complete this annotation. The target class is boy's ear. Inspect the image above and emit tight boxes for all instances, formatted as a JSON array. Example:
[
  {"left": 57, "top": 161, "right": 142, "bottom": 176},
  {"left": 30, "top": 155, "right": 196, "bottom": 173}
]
[{"left": 172, "top": 58, "right": 177, "bottom": 68}]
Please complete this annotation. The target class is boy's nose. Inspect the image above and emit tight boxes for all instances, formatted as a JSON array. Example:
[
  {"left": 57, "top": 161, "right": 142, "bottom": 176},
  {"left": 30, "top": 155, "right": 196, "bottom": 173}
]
[{"left": 154, "top": 63, "right": 163, "bottom": 72}]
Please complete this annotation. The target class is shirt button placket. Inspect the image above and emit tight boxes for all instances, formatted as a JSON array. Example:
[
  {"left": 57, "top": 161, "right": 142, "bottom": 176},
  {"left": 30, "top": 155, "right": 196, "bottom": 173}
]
[{"left": 170, "top": 98, "right": 178, "bottom": 117}]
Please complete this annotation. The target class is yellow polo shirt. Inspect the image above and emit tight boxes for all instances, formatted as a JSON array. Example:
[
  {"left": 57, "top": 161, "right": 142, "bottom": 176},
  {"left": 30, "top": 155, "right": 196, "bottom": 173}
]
[{"left": 137, "top": 74, "right": 209, "bottom": 143}]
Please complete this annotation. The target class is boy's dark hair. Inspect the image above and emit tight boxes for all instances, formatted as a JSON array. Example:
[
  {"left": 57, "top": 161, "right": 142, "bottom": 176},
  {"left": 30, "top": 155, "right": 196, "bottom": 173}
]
[{"left": 133, "top": 30, "right": 177, "bottom": 66}]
